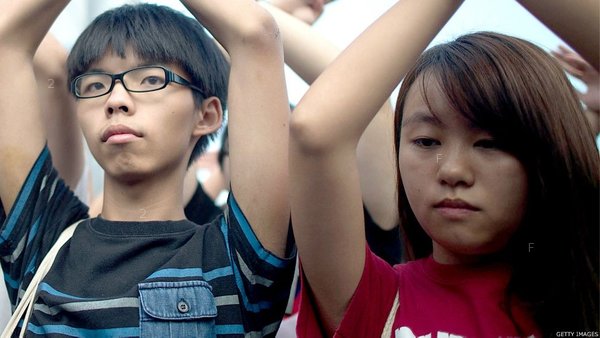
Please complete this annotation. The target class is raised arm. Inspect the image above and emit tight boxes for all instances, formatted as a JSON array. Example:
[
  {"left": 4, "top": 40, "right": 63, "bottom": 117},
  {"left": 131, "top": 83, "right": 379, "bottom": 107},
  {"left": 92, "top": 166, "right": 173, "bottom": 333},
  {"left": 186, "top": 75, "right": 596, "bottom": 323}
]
[
  {"left": 516, "top": 0, "right": 599, "bottom": 71},
  {"left": 269, "top": 0, "right": 326, "bottom": 24},
  {"left": 180, "top": 0, "right": 291, "bottom": 257},
  {"left": 552, "top": 46, "right": 600, "bottom": 135},
  {"left": 289, "top": 0, "right": 462, "bottom": 333},
  {"left": 262, "top": 2, "right": 337, "bottom": 84},
  {"left": 264, "top": 2, "right": 399, "bottom": 230},
  {"left": 34, "top": 33, "right": 84, "bottom": 189},
  {"left": 0, "top": 0, "right": 71, "bottom": 212}
]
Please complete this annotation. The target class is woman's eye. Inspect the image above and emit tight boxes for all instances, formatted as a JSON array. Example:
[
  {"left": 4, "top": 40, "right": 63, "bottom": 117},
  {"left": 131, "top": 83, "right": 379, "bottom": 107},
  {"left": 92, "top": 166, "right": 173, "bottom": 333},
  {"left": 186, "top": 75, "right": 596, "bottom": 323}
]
[
  {"left": 474, "top": 139, "right": 499, "bottom": 149},
  {"left": 413, "top": 138, "right": 440, "bottom": 148}
]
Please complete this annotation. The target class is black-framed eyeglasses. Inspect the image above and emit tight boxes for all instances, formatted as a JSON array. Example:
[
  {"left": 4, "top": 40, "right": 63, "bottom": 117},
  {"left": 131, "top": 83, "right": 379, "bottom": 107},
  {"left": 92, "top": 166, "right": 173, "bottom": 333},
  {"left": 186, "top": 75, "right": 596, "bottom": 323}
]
[{"left": 71, "top": 65, "right": 207, "bottom": 99}]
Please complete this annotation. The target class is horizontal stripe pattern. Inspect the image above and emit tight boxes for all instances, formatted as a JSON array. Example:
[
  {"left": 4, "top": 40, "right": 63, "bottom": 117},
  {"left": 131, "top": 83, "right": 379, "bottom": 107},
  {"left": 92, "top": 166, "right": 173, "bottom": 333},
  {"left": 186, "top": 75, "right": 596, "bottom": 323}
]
[{"left": 0, "top": 146, "right": 295, "bottom": 337}]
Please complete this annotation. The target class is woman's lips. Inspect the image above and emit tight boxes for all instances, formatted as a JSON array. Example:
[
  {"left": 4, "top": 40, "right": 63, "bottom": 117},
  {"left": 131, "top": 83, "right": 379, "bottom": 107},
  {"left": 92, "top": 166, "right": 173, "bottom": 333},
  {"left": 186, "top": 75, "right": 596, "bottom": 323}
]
[{"left": 433, "top": 198, "right": 480, "bottom": 219}]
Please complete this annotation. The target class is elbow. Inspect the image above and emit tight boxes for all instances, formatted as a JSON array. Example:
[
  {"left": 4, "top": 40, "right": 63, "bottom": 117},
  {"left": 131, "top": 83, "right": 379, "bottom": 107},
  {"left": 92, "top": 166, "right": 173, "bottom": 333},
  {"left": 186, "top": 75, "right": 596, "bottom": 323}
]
[
  {"left": 236, "top": 8, "right": 282, "bottom": 49},
  {"left": 289, "top": 106, "right": 332, "bottom": 156}
]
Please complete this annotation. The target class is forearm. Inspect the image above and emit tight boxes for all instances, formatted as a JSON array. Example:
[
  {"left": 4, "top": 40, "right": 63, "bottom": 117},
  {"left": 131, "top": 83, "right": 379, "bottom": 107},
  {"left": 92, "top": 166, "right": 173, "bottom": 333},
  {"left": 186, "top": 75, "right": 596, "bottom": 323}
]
[
  {"left": 291, "top": 0, "right": 463, "bottom": 153},
  {"left": 584, "top": 108, "right": 600, "bottom": 136},
  {"left": 180, "top": 0, "right": 281, "bottom": 56},
  {"left": 181, "top": 0, "right": 291, "bottom": 257},
  {"left": 263, "top": 2, "right": 339, "bottom": 83},
  {"left": 357, "top": 102, "right": 399, "bottom": 230},
  {"left": 0, "top": 0, "right": 69, "bottom": 212},
  {"left": 34, "top": 35, "right": 83, "bottom": 188},
  {"left": 517, "top": 0, "right": 599, "bottom": 71},
  {"left": 0, "top": 0, "right": 70, "bottom": 55},
  {"left": 267, "top": 1, "right": 400, "bottom": 228},
  {"left": 38, "top": 81, "right": 83, "bottom": 189}
]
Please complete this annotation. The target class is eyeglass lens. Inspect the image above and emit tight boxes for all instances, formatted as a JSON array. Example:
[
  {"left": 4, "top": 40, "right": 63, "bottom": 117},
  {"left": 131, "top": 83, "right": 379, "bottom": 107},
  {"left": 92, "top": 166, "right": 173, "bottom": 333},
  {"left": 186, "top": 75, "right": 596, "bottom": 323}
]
[{"left": 76, "top": 67, "right": 168, "bottom": 97}]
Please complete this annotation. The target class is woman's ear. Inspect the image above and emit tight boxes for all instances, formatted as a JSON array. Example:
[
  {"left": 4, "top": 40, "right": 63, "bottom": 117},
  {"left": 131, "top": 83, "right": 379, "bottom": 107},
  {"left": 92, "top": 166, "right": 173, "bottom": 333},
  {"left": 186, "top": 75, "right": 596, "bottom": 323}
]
[{"left": 192, "top": 96, "right": 223, "bottom": 137}]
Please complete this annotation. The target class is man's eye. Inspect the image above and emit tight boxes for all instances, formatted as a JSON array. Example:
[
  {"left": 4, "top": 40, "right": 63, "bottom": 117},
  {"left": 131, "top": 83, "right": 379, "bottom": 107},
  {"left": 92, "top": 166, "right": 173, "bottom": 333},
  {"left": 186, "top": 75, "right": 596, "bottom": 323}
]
[
  {"left": 141, "top": 76, "right": 164, "bottom": 86},
  {"left": 84, "top": 82, "right": 106, "bottom": 93}
]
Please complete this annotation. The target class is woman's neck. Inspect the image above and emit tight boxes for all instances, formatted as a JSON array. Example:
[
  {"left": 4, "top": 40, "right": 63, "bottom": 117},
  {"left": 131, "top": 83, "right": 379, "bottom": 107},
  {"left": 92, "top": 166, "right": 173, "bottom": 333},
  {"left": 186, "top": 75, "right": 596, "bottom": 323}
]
[{"left": 432, "top": 241, "right": 508, "bottom": 265}]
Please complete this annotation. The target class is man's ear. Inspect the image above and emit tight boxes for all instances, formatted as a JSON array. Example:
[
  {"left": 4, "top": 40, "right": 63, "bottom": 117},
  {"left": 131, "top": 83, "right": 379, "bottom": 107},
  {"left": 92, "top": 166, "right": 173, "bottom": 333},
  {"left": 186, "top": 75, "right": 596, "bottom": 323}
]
[{"left": 192, "top": 96, "right": 223, "bottom": 137}]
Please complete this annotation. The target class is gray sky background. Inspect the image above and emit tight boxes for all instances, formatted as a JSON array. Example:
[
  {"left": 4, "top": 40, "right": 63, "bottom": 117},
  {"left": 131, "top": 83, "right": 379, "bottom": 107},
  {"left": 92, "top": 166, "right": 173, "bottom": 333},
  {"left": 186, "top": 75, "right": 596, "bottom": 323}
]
[{"left": 50, "top": 0, "right": 578, "bottom": 105}]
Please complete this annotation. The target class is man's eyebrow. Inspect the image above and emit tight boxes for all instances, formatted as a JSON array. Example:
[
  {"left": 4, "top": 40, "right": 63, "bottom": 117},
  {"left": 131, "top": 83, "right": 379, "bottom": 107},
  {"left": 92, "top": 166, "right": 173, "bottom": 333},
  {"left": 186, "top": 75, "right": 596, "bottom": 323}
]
[
  {"left": 401, "top": 111, "right": 444, "bottom": 128},
  {"left": 85, "top": 62, "right": 160, "bottom": 74}
]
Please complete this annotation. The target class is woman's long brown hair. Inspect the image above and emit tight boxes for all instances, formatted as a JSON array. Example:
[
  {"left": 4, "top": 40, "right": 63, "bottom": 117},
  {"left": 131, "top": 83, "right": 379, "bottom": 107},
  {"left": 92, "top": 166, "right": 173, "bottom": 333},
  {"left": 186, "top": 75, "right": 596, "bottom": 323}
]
[{"left": 393, "top": 32, "right": 599, "bottom": 334}]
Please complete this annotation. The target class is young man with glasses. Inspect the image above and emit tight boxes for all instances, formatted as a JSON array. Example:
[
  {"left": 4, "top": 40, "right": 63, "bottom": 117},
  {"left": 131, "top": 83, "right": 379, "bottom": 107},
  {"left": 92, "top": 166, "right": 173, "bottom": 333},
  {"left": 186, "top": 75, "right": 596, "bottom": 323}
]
[{"left": 0, "top": 0, "right": 294, "bottom": 336}]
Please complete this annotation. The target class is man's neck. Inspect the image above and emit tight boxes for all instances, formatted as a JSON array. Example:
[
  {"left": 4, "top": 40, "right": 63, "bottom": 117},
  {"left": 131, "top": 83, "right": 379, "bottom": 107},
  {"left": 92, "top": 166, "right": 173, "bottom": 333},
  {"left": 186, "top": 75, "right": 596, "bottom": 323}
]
[{"left": 100, "top": 170, "right": 187, "bottom": 222}]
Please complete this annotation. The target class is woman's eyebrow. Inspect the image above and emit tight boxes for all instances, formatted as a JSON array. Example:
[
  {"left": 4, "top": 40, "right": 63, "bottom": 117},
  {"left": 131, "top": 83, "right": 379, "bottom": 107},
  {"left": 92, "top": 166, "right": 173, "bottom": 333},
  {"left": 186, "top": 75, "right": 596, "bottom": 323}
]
[{"left": 401, "top": 111, "right": 444, "bottom": 128}]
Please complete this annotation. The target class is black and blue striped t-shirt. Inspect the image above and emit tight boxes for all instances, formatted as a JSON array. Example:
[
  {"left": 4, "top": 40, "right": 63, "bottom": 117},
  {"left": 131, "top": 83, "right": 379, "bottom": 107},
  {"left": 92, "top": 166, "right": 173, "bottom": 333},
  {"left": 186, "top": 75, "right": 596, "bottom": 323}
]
[{"left": 0, "top": 147, "right": 296, "bottom": 337}]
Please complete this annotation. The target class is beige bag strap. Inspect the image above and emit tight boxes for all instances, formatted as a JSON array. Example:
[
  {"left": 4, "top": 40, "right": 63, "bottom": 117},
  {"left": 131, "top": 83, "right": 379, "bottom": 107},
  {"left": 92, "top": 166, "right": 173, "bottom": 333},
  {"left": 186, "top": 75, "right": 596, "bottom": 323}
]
[
  {"left": 1, "top": 219, "right": 84, "bottom": 338},
  {"left": 380, "top": 290, "right": 400, "bottom": 338}
]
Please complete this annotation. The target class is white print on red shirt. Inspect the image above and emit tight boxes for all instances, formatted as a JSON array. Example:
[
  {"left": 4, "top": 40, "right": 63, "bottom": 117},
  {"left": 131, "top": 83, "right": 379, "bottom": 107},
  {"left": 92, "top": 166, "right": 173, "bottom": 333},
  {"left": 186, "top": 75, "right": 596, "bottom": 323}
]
[
  {"left": 394, "top": 327, "right": 536, "bottom": 338},
  {"left": 395, "top": 327, "right": 463, "bottom": 338}
]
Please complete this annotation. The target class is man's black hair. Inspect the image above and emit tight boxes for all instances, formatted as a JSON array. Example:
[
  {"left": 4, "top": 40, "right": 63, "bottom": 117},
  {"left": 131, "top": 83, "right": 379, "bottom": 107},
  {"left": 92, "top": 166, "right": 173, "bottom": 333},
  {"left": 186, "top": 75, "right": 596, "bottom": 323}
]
[{"left": 67, "top": 4, "right": 230, "bottom": 163}]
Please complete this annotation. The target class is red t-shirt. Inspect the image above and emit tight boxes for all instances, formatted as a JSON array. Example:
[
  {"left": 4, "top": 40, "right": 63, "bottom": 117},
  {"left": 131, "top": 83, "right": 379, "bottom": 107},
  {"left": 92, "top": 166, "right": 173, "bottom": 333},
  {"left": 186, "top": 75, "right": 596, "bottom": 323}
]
[{"left": 297, "top": 247, "right": 540, "bottom": 338}]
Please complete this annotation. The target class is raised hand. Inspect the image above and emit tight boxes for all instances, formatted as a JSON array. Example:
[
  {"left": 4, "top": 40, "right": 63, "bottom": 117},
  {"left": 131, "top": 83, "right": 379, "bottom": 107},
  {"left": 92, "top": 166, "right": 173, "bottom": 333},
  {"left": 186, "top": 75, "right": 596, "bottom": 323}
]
[
  {"left": 552, "top": 45, "right": 599, "bottom": 114},
  {"left": 269, "top": 0, "right": 330, "bottom": 24}
]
